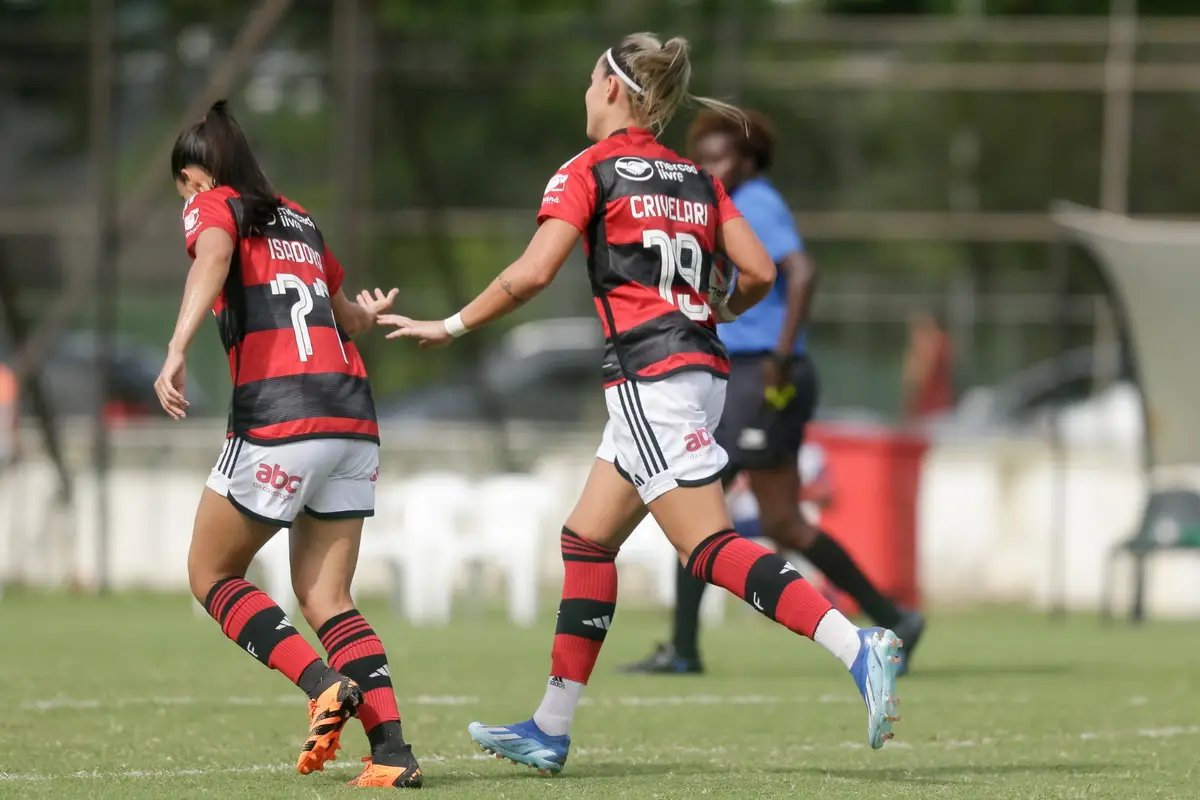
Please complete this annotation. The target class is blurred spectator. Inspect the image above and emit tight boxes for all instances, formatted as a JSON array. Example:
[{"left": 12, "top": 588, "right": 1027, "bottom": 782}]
[
  {"left": 902, "top": 310, "right": 955, "bottom": 421},
  {"left": 0, "top": 362, "right": 16, "bottom": 466}
]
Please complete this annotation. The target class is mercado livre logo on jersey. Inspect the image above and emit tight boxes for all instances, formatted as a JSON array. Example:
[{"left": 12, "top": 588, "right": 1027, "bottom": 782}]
[{"left": 614, "top": 156, "right": 653, "bottom": 181}]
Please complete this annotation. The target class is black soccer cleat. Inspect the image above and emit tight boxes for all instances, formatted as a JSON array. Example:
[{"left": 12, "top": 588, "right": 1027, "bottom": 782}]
[
  {"left": 346, "top": 744, "right": 424, "bottom": 788},
  {"left": 618, "top": 642, "right": 704, "bottom": 675}
]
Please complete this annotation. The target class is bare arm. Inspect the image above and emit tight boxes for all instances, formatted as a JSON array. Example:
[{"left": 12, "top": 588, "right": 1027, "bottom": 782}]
[
  {"left": 718, "top": 217, "right": 777, "bottom": 316},
  {"left": 168, "top": 228, "right": 234, "bottom": 356},
  {"left": 332, "top": 290, "right": 373, "bottom": 336},
  {"left": 774, "top": 250, "right": 817, "bottom": 355},
  {"left": 456, "top": 218, "right": 579, "bottom": 330},
  {"left": 378, "top": 218, "right": 580, "bottom": 348}
]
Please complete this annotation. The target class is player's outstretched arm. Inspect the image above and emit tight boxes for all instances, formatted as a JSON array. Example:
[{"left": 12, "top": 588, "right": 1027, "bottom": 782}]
[
  {"left": 331, "top": 287, "right": 398, "bottom": 336},
  {"left": 378, "top": 218, "right": 580, "bottom": 349},
  {"left": 718, "top": 217, "right": 776, "bottom": 316}
]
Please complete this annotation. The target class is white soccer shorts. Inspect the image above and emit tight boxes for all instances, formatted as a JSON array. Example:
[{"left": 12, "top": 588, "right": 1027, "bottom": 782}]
[
  {"left": 205, "top": 437, "right": 379, "bottom": 528},
  {"left": 596, "top": 370, "right": 729, "bottom": 504}
]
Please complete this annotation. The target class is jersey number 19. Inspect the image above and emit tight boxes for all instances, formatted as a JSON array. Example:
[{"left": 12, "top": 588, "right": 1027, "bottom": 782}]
[{"left": 643, "top": 229, "right": 711, "bottom": 322}]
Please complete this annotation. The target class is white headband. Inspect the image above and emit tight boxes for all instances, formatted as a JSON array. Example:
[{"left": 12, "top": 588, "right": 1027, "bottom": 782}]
[{"left": 605, "top": 48, "right": 643, "bottom": 95}]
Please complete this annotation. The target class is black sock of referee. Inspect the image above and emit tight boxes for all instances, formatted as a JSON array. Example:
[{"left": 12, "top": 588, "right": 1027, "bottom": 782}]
[
  {"left": 802, "top": 530, "right": 902, "bottom": 630},
  {"left": 671, "top": 560, "right": 708, "bottom": 662}
]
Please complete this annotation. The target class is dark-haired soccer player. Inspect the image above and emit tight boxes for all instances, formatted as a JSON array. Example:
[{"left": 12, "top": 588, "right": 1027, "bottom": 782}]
[
  {"left": 154, "top": 100, "right": 421, "bottom": 788},
  {"left": 621, "top": 109, "right": 926, "bottom": 677}
]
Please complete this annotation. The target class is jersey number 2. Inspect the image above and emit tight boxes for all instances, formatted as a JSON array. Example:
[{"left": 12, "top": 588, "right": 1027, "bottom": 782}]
[
  {"left": 643, "top": 230, "right": 709, "bottom": 322},
  {"left": 269, "top": 274, "right": 348, "bottom": 363}
]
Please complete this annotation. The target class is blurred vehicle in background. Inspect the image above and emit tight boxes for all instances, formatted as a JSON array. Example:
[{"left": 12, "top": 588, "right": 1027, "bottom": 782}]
[
  {"left": 377, "top": 317, "right": 605, "bottom": 426},
  {"left": 0, "top": 331, "right": 209, "bottom": 422},
  {"left": 927, "top": 343, "right": 1140, "bottom": 454}
]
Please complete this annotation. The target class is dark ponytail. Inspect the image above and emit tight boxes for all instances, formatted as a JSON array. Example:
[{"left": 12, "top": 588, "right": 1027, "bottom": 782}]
[{"left": 170, "top": 100, "right": 280, "bottom": 235}]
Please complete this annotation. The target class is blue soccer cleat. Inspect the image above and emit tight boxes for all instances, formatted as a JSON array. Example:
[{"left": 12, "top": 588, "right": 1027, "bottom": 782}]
[
  {"left": 467, "top": 718, "right": 570, "bottom": 775},
  {"left": 850, "top": 627, "right": 903, "bottom": 749}
]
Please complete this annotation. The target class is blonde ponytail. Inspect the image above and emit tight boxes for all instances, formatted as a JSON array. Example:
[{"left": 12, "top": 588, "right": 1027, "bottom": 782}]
[{"left": 607, "top": 33, "right": 746, "bottom": 134}]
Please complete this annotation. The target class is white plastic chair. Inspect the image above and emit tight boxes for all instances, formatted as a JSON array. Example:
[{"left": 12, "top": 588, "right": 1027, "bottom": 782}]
[
  {"left": 359, "top": 472, "right": 472, "bottom": 626},
  {"left": 458, "top": 474, "right": 554, "bottom": 627}
]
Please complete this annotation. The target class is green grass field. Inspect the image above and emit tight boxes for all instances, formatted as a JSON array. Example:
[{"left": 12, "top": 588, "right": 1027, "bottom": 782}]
[{"left": 0, "top": 592, "right": 1194, "bottom": 799}]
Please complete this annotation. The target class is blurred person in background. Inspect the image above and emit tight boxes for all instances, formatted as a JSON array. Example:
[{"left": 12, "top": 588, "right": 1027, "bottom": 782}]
[
  {"left": 903, "top": 309, "right": 956, "bottom": 422},
  {"left": 0, "top": 362, "right": 15, "bottom": 467},
  {"left": 154, "top": 101, "right": 421, "bottom": 789},
  {"left": 380, "top": 33, "right": 903, "bottom": 776},
  {"left": 622, "top": 110, "right": 925, "bottom": 678}
]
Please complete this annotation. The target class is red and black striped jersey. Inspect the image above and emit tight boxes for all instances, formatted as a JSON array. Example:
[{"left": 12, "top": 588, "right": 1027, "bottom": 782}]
[
  {"left": 181, "top": 186, "right": 378, "bottom": 444},
  {"left": 538, "top": 127, "right": 742, "bottom": 387}
]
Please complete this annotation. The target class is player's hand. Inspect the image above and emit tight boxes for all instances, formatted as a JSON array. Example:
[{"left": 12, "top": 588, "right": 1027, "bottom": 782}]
[
  {"left": 763, "top": 356, "right": 796, "bottom": 410},
  {"left": 376, "top": 315, "right": 454, "bottom": 349},
  {"left": 154, "top": 350, "right": 189, "bottom": 420},
  {"left": 355, "top": 287, "right": 399, "bottom": 324}
]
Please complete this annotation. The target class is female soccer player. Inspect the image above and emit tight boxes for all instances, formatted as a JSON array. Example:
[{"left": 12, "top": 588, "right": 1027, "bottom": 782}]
[
  {"left": 621, "top": 110, "right": 926, "bottom": 678},
  {"left": 380, "top": 34, "right": 903, "bottom": 775},
  {"left": 154, "top": 101, "right": 421, "bottom": 789}
]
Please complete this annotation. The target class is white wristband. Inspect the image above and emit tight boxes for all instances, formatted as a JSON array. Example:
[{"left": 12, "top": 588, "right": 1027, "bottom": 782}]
[
  {"left": 443, "top": 312, "right": 469, "bottom": 338},
  {"left": 714, "top": 299, "right": 739, "bottom": 323}
]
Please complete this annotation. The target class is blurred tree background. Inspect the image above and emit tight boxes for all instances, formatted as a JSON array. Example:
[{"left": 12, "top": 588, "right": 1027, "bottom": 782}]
[{"left": 2, "top": 0, "right": 1198, "bottom": 419}]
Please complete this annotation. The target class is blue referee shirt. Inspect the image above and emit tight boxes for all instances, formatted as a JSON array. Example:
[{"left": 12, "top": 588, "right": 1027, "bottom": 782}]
[{"left": 720, "top": 177, "right": 807, "bottom": 356}]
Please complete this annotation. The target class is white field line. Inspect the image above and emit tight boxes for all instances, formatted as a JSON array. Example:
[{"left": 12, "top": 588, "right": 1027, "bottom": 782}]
[
  {"left": 23, "top": 694, "right": 480, "bottom": 711},
  {"left": 21, "top": 691, "right": 1056, "bottom": 713},
  {"left": 4, "top": 726, "right": 1200, "bottom": 783}
]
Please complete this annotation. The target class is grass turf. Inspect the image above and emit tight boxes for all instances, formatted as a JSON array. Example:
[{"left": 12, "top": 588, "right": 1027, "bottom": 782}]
[{"left": 0, "top": 591, "right": 1194, "bottom": 799}]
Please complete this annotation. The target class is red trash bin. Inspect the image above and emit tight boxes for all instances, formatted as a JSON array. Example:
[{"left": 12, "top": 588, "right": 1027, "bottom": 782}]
[{"left": 805, "top": 422, "right": 928, "bottom": 614}]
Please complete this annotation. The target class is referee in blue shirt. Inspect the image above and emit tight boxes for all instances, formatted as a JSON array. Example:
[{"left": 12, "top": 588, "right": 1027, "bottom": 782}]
[{"left": 623, "top": 110, "right": 925, "bottom": 676}]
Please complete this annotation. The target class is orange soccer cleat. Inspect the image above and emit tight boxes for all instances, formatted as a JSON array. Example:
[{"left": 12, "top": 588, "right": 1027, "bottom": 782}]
[
  {"left": 346, "top": 748, "right": 424, "bottom": 789},
  {"left": 296, "top": 676, "right": 363, "bottom": 775}
]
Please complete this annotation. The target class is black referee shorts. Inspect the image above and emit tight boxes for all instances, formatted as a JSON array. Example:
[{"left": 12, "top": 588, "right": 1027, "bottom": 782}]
[{"left": 715, "top": 353, "right": 819, "bottom": 472}]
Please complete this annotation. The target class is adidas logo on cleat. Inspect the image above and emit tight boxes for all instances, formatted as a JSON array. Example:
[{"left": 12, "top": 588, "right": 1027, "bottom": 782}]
[{"left": 582, "top": 615, "right": 611, "bottom": 630}]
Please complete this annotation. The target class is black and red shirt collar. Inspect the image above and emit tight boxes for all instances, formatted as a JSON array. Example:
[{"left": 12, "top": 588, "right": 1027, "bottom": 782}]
[{"left": 607, "top": 126, "right": 656, "bottom": 141}]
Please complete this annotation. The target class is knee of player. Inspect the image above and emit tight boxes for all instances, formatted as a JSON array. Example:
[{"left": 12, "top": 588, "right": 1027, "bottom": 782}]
[
  {"left": 294, "top": 584, "right": 354, "bottom": 629},
  {"left": 187, "top": 559, "right": 235, "bottom": 606},
  {"left": 760, "top": 513, "right": 816, "bottom": 550}
]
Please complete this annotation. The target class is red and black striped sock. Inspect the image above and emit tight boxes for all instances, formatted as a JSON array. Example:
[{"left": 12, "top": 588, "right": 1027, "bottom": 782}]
[
  {"left": 533, "top": 527, "right": 619, "bottom": 737},
  {"left": 203, "top": 577, "right": 332, "bottom": 697},
  {"left": 551, "top": 527, "right": 619, "bottom": 684},
  {"left": 318, "top": 609, "right": 405, "bottom": 757},
  {"left": 687, "top": 530, "right": 833, "bottom": 638}
]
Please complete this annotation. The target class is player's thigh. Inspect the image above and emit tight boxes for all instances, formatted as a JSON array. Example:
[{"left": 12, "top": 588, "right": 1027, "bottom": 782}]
[
  {"left": 565, "top": 445, "right": 648, "bottom": 550},
  {"left": 647, "top": 482, "right": 735, "bottom": 563},
  {"left": 289, "top": 512, "right": 363, "bottom": 620},
  {"left": 289, "top": 440, "right": 377, "bottom": 609},
  {"left": 187, "top": 486, "right": 277, "bottom": 601},
  {"left": 605, "top": 373, "right": 732, "bottom": 560}
]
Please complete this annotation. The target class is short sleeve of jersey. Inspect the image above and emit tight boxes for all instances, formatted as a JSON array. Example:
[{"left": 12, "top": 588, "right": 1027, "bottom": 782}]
[
  {"left": 182, "top": 191, "right": 237, "bottom": 259},
  {"left": 713, "top": 176, "right": 744, "bottom": 226},
  {"left": 323, "top": 245, "right": 345, "bottom": 295},
  {"left": 536, "top": 152, "right": 597, "bottom": 231},
  {"left": 734, "top": 182, "right": 803, "bottom": 264}
]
